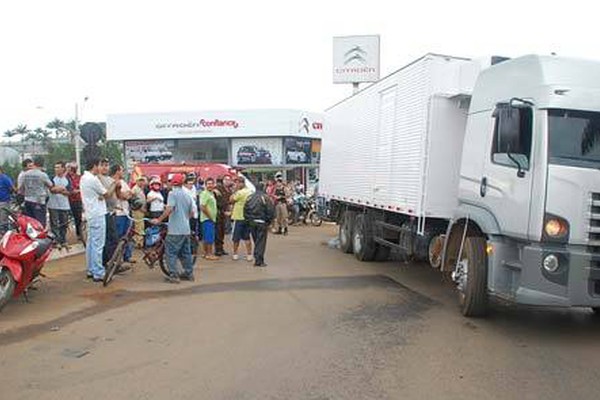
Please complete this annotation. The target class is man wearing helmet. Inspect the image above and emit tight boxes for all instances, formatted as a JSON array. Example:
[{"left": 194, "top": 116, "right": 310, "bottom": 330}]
[{"left": 147, "top": 177, "right": 165, "bottom": 219}]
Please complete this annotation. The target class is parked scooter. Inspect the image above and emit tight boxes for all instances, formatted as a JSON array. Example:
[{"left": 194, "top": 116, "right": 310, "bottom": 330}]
[{"left": 0, "top": 208, "right": 54, "bottom": 311}]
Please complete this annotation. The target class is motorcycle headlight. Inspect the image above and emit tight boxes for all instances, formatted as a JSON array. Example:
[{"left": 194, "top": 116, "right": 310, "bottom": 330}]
[{"left": 26, "top": 223, "right": 40, "bottom": 239}]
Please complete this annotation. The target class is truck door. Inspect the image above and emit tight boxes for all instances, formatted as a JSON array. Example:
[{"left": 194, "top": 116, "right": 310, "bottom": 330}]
[
  {"left": 373, "top": 86, "right": 397, "bottom": 205},
  {"left": 480, "top": 103, "right": 535, "bottom": 239}
]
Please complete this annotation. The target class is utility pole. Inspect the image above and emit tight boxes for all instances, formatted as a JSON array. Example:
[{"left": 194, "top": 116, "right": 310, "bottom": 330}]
[{"left": 74, "top": 97, "right": 88, "bottom": 173}]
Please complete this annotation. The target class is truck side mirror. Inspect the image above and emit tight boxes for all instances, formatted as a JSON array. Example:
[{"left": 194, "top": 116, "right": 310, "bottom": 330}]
[{"left": 491, "top": 104, "right": 533, "bottom": 175}]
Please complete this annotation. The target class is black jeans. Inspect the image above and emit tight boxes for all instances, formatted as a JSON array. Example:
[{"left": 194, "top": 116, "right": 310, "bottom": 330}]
[
  {"left": 70, "top": 201, "right": 83, "bottom": 238},
  {"left": 249, "top": 222, "right": 268, "bottom": 265},
  {"left": 49, "top": 209, "right": 69, "bottom": 245},
  {"left": 24, "top": 201, "right": 47, "bottom": 228},
  {"left": 103, "top": 213, "right": 119, "bottom": 265},
  {"left": 215, "top": 214, "right": 228, "bottom": 254}
]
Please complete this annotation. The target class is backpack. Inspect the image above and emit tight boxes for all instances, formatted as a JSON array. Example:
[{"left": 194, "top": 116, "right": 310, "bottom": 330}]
[
  {"left": 244, "top": 192, "right": 275, "bottom": 223},
  {"left": 145, "top": 226, "right": 161, "bottom": 247}
]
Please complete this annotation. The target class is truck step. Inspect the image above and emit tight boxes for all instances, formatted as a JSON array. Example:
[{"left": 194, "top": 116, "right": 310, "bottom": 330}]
[
  {"left": 374, "top": 221, "right": 403, "bottom": 233},
  {"left": 502, "top": 260, "right": 523, "bottom": 270},
  {"left": 374, "top": 237, "right": 409, "bottom": 252}
]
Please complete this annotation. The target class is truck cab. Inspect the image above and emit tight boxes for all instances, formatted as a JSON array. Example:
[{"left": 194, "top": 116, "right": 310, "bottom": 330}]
[{"left": 445, "top": 55, "right": 600, "bottom": 314}]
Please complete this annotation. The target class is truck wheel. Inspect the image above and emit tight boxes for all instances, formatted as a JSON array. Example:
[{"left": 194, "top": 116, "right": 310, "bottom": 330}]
[
  {"left": 352, "top": 214, "right": 377, "bottom": 261},
  {"left": 374, "top": 245, "right": 390, "bottom": 261},
  {"left": 339, "top": 210, "right": 355, "bottom": 254},
  {"left": 591, "top": 308, "right": 600, "bottom": 316},
  {"left": 453, "top": 236, "right": 488, "bottom": 317},
  {"left": 0, "top": 268, "right": 16, "bottom": 312}
]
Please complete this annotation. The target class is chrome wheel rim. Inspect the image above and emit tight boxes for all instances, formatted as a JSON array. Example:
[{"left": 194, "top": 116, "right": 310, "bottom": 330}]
[{"left": 0, "top": 270, "right": 11, "bottom": 298}]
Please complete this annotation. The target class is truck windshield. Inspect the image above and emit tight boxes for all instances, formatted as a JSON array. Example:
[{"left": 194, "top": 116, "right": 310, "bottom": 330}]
[{"left": 548, "top": 108, "right": 600, "bottom": 167}]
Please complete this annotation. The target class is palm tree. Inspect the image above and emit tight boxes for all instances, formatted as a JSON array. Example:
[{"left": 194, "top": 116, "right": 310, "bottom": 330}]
[
  {"left": 46, "top": 118, "right": 67, "bottom": 139},
  {"left": 14, "top": 124, "right": 30, "bottom": 137},
  {"left": 32, "top": 127, "right": 53, "bottom": 151},
  {"left": 3, "top": 129, "right": 16, "bottom": 138}
]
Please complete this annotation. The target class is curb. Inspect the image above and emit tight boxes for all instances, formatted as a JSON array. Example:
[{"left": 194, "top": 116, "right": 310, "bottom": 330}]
[{"left": 48, "top": 243, "right": 86, "bottom": 262}]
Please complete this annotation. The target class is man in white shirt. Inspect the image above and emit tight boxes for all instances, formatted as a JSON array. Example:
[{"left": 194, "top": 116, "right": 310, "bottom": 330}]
[{"left": 80, "top": 158, "right": 112, "bottom": 282}]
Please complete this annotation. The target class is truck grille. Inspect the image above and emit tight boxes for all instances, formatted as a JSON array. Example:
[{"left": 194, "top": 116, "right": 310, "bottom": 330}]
[
  {"left": 590, "top": 193, "right": 600, "bottom": 254},
  {"left": 589, "top": 193, "right": 600, "bottom": 296}
]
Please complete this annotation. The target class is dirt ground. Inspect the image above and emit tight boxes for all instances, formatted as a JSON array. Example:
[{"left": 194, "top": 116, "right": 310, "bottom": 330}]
[{"left": 1, "top": 224, "right": 600, "bottom": 400}]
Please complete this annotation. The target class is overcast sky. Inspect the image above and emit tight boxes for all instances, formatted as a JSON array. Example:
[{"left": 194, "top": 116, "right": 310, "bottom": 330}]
[{"left": 0, "top": 0, "right": 597, "bottom": 136}]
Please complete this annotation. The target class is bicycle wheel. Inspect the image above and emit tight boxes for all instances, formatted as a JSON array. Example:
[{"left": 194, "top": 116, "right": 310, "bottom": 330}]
[
  {"left": 158, "top": 238, "right": 198, "bottom": 278},
  {"left": 157, "top": 244, "right": 172, "bottom": 278},
  {"left": 103, "top": 240, "right": 125, "bottom": 287}
]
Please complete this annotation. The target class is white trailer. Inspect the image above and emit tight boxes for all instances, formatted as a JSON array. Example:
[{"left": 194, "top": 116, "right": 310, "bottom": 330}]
[
  {"left": 322, "top": 54, "right": 474, "bottom": 227},
  {"left": 321, "top": 54, "right": 478, "bottom": 264},
  {"left": 321, "top": 53, "right": 600, "bottom": 316}
]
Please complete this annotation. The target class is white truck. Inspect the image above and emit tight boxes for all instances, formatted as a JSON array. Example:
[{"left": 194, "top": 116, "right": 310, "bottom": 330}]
[{"left": 320, "top": 53, "right": 600, "bottom": 316}]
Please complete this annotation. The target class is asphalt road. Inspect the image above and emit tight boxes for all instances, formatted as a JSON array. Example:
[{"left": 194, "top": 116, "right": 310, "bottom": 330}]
[{"left": 1, "top": 224, "right": 600, "bottom": 400}]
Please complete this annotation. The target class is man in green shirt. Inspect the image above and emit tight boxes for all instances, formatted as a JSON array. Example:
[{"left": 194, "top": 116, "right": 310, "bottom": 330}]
[
  {"left": 200, "top": 177, "right": 218, "bottom": 260},
  {"left": 230, "top": 176, "right": 253, "bottom": 261}
]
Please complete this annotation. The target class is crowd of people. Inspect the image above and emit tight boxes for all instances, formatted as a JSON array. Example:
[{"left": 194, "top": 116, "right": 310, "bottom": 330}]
[{"left": 0, "top": 156, "right": 312, "bottom": 285}]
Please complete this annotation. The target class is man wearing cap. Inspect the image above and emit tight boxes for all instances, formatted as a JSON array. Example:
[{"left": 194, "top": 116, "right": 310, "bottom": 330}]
[{"left": 151, "top": 173, "right": 195, "bottom": 283}]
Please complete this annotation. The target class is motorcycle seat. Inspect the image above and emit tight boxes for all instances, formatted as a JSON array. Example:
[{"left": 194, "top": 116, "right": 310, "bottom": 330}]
[{"left": 35, "top": 238, "right": 53, "bottom": 258}]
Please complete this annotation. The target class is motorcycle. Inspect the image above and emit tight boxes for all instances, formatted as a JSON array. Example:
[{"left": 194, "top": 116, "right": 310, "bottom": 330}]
[
  {"left": 305, "top": 197, "right": 323, "bottom": 227},
  {"left": 289, "top": 195, "right": 323, "bottom": 227},
  {"left": 0, "top": 208, "right": 54, "bottom": 311}
]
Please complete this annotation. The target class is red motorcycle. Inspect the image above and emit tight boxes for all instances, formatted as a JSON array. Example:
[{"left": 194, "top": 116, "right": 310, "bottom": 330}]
[{"left": 0, "top": 208, "right": 54, "bottom": 311}]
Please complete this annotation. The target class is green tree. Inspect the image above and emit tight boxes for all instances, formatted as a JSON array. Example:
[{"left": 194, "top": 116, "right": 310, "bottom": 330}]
[
  {"left": 1, "top": 160, "right": 21, "bottom": 181},
  {"left": 46, "top": 143, "right": 76, "bottom": 171},
  {"left": 46, "top": 118, "right": 69, "bottom": 140}
]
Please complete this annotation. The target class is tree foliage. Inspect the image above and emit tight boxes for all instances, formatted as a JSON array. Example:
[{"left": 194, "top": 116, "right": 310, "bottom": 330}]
[
  {"left": 2, "top": 118, "right": 123, "bottom": 173},
  {"left": 0, "top": 161, "right": 21, "bottom": 181}
]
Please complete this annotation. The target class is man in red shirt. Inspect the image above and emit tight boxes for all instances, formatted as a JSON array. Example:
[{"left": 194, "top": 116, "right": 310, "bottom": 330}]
[{"left": 66, "top": 163, "right": 84, "bottom": 241}]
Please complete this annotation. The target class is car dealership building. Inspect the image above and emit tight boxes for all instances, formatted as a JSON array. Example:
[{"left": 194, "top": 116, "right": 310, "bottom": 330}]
[{"left": 107, "top": 109, "right": 323, "bottom": 186}]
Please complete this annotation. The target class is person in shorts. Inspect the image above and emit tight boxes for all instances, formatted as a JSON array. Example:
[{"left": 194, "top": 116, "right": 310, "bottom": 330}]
[
  {"left": 229, "top": 176, "right": 253, "bottom": 261},
  {"left": 199, "top": 177, "right": 218, "bottom": 260}
]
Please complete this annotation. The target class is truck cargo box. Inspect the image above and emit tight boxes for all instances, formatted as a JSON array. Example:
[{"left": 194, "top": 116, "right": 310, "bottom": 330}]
[{"left": 320, "top": 54, "right": 476, "bottom": 221}]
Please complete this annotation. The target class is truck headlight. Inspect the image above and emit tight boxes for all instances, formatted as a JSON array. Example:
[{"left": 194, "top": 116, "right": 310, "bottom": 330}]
[
  {"left": 542, "top": 254, "right": 560, "bottom": 273},
  {"left": 542, "top": 213, "right": 569, "bottom": 243}
]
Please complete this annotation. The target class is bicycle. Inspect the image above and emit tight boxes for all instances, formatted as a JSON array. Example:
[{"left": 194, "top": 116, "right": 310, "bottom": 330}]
[{"left": 103, "top": 217, "right": 199, "bottom": 286}]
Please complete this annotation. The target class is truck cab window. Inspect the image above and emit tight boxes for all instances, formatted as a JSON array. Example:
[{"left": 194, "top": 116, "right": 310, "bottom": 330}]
[
  {"left": 548, "top": 109, "right": 600, "bottom": 167},
  {"left": 491, "top": 105, "right": 533, "bottom": 170}
]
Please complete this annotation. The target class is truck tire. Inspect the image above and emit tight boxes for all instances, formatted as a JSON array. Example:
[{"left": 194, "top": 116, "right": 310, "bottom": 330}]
[
  {"left": 339, "top": 210, "right": 355, "bottom": 254},
  {"left": 353, "top": 214, "right": 377, "bottom": 261},
  {"left": 456, "top": 236, "right": 488, "bottom": 317}
]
